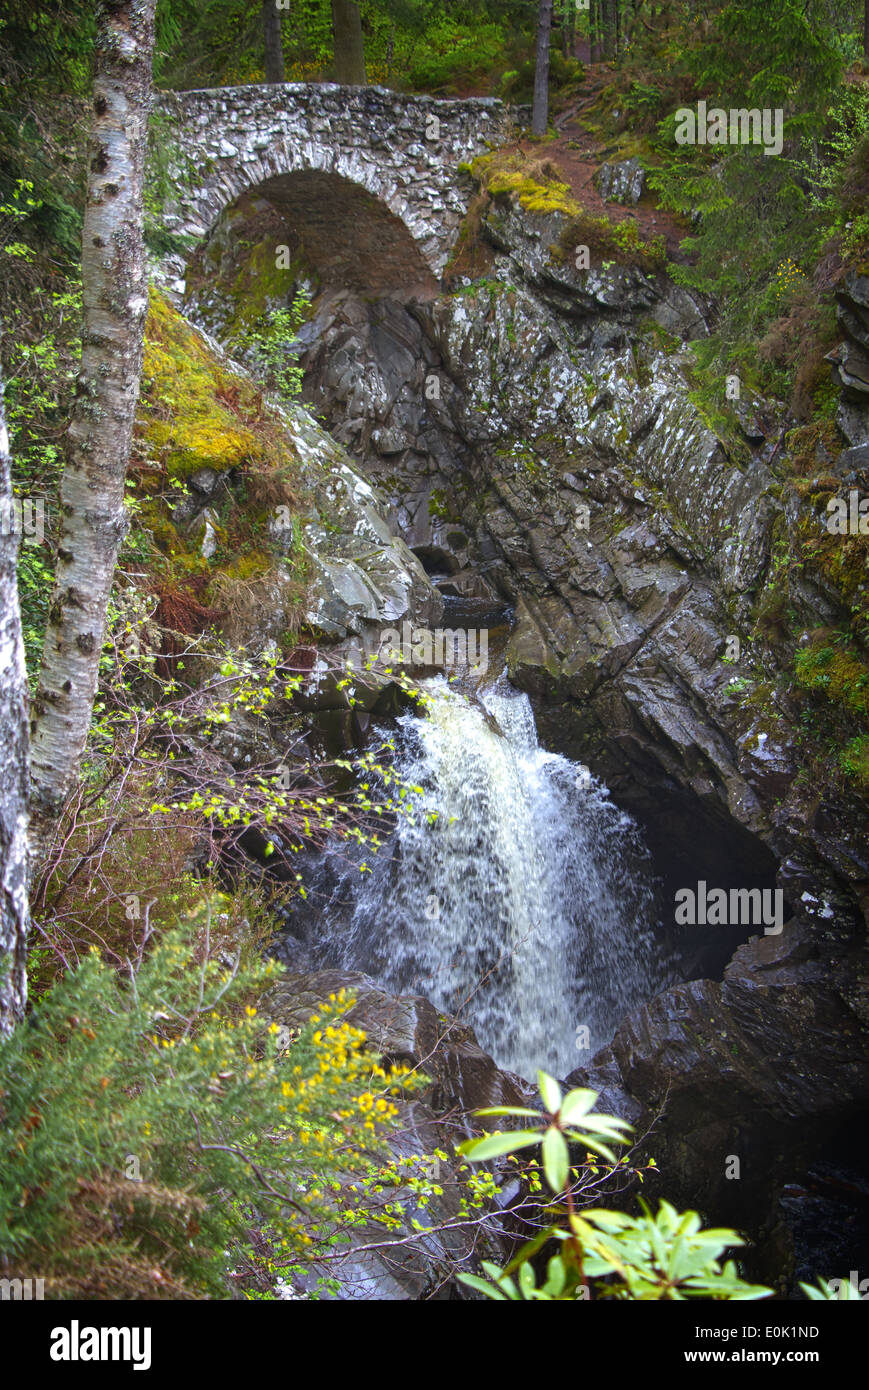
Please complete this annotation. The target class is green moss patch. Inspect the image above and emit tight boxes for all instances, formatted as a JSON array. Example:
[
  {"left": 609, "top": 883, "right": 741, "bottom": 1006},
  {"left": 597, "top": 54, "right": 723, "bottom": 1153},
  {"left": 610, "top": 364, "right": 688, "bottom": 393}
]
[
  {"left": 839, "top": 733, "right": 869, "bottom": 791},
  {"left": 795, "top": 511, "right": 869, "bottom": 638},
  {"left": 793, "top": 630, "right": 869, "bottom": 720},
  {"left": 130, "top": 291, "right": 309, "bottom": 641},
  {"left": 139, "top": 289, "right": 266, "bottom": 480}
]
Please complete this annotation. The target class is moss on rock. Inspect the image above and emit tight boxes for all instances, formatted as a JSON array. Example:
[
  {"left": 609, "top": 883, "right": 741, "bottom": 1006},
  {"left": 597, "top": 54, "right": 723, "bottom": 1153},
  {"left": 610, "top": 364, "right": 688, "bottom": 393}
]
[
  {"left": 140, "top": 289, "right": 264, "bottom": 479},
  {"left": 793, "top": 630, "right": 869, "bottom": 720},
  {"left": 131, "top": 290, "right": 310, "bottom": 646}
]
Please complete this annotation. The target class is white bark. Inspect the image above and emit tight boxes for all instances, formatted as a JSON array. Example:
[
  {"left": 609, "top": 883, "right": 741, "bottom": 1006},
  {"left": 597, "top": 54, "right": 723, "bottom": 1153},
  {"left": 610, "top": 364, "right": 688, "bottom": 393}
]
[
  {"left": 29, "top": 0, "right": 156, "bottom": 866},
  {"left": 0, "top": 375, "right": 31, "bottom": 1036}
]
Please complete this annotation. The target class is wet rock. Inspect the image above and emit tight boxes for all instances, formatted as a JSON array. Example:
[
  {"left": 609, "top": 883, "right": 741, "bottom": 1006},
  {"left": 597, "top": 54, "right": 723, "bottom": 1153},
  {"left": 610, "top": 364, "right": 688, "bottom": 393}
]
[
  {"left": 480, "top": 201, "right": 661, "bottom": 323},
  {"left": 648, "top": 282, "right": 711, "bottom": 340},
  {"left": 190, "top": 508, "right": 218, "bottom": 559},
  {"left": 595, "top": 157, "right": 646, "bottom": 205},
  {"left": 283, "top": 415, "right": 443, "bottom": 647},
  {"left": 567, "top": 918, "right": 869, "bottom": 1270},
  {"left": 265, "top": 968, "right": 534, "bottom": 1118},
  {"left": 828, "top": 272, "right": 869, "bottom": 443},
  {"left": 293, "top": 658, "right": 416, "bottom": 717},
  {"left": 188, "top": 466, "right": 220, "bottom": 496},
  {"left": 836, "top": 270, "right": 869, "bottom": 350},
  {"left": 833, "top": 441, "right": 869, "bottom": 489},
  {"left": 827, "top": 339, "right": 869, "bottom": 399},
  {"left": 775, "top": 1161, "right": 869, "bottom": 1296}
]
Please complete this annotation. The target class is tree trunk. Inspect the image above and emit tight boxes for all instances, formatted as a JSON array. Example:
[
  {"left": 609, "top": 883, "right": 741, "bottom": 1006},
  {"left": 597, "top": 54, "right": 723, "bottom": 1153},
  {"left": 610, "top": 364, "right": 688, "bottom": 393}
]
[
  {"left": 0, "top": 376, "right": 31, "bottom": 1037},
  {"left": 601, "top": 0, "right": 617, "bottom": 58},
  {"left": 262, "top": 0, "right": 285, "bottom": 83},
  {"left": 590, "top": 0, "right": 603, "bottom": 62},
  {"left": 331, "top": 0, "right": 366, "bottom": 84},
  {"left": 532, "top": 0, "right": 553, "bottom": 137},
  {"left": 29, "top": 0, "right": 156, "bottom": 868}
]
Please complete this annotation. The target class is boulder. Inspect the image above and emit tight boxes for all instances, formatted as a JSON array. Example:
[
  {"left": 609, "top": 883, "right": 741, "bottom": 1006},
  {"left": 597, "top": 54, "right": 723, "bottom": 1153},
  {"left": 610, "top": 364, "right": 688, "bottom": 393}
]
[
  {"left": 594, "top": 157, "right": 646, "bottom": 206},
  {"left": 264, "top": 969, "right": 534, "bottom": 1119}
]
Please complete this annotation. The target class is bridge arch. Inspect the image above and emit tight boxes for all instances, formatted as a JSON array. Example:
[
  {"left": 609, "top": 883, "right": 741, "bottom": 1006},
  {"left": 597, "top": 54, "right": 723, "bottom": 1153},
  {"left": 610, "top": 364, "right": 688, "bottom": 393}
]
[{"left": 155, "top": 84, "right": 509, "bottom": 289}]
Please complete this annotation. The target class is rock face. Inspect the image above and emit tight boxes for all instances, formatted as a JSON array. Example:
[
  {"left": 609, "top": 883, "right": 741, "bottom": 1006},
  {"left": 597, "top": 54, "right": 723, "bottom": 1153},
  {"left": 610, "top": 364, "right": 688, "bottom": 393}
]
[
  {"left": 177, "top": 162, "right": 869, "bottom": 1277},
  {"left": 290, "top": 200, "right": 865, "bottom": 924},
  {"left": 136, "top": 287, "right": 441, "bottom": 671},
  {"left": 829, "top": 270, "right": 869, "bottom": 445},
  {"left": 567, "top": 917, "right": 869, "bottom": 1284},
  {"left": 288, "top": 409, "right": 443, "bottom": 652},
  {"left": 263, "top": 970, "right": 534, "bottom": 1299},
  {"left": 286, "top": 193, "right": 869, "bottom": 1269}
]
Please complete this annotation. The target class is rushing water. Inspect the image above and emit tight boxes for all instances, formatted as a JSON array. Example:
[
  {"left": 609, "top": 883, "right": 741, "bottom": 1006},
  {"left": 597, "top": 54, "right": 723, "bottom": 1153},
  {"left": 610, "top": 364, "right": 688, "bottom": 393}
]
[{"left": 302, "top": 675, "right": 670, "bottom": 1080}]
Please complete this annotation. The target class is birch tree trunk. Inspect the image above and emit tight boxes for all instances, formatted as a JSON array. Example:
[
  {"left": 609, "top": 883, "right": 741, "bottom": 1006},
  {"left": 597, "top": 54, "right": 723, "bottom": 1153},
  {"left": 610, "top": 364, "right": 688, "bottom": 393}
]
[
  {"left": 29, "top": 0, "right": 156, "bottom": 866},
  {"left": 532, "top": 0, "right": 553, "bottom": 137},
  {"left": 262, "top": 0, "right": 285, "bottom": 83},
  {"left": 331, "top": 0, "right": 366, "bottom": 84},
  {"left": 0, "top": 377, "right": 31, "bottom": 1037}
]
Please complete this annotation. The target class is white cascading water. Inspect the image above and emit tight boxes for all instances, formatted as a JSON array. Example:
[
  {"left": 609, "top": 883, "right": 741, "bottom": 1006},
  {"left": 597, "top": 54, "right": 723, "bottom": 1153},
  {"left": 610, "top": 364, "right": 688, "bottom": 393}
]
[{"left": 308, "top": 675, "right": 670, "bottom": 1080}]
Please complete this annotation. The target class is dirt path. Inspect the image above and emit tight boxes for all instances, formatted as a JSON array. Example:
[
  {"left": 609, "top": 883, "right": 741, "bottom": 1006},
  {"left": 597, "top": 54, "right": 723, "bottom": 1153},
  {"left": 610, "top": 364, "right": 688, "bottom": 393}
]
[
  {"left": 532, "top": 120, "right": 687, "bottom": 260},
  {"left": 457, "top": 63, "right": 690, "bottom": 260}
]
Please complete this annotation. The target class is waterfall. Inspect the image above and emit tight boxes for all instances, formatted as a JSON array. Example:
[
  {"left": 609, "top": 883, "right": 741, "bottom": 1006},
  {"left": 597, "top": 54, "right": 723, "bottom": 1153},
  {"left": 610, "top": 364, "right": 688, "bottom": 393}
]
[{"left": 302, "top": 675, "right": 670, "bottom": 1081}]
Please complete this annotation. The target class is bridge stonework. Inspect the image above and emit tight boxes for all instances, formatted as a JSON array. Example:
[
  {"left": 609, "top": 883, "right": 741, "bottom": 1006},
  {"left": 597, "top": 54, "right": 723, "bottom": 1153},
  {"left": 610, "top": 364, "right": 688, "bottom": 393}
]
[{"left": 156, "top": 84, "right": 511, "bottom": 285}]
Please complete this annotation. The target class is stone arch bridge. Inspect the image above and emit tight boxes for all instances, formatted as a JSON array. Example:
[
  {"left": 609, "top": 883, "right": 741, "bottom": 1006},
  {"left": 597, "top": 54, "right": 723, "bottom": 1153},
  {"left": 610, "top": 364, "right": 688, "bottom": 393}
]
[{"left": 155, "top": 83, "right": 513, "bottom": 295}]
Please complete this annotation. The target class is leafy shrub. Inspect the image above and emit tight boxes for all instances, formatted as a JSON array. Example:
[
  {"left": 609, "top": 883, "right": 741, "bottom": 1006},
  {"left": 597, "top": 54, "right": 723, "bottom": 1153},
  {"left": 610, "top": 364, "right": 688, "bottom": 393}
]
[
  {"left": 619, "top": 80, "right": 666, "bottom": 130},
  {"left": 606, "top": 1, "right": 851, "bottom": 399},
  {"left": 229, "top": 289, "right": 312, "bottom": 407},
  {"left": 15, "top": 543, "right": 54, "bottom": 683},
  {"left": 0, "top": 912, "right": 419, "bottom": 1298},
  {"left": 406, "top": 18, "right": 504, "bottom": 93},
  {"left": 556, "top": 207, "right": 666, "bottom": 272},
  {"left": 839, "top": 733, "right": 869, "bottom": 791},
  {"left": 458, "top": 1071, "right": 773, "bottom": 1301},
  {"left": 0, "top": 186, "right": 81, "bottom": 677}
]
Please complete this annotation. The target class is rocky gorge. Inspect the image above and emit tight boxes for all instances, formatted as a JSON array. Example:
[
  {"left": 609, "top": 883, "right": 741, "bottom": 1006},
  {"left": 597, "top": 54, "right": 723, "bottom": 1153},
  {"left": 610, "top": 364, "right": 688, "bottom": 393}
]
[{"left": 137, "top": 107, "right": 869, "bottom": 1297}]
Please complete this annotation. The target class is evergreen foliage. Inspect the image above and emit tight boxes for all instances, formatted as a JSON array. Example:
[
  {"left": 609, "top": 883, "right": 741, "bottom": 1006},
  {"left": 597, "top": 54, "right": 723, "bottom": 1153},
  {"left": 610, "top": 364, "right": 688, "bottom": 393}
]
[{"left": 0, "top": 911, "right": 420, "bottom": 1298}]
